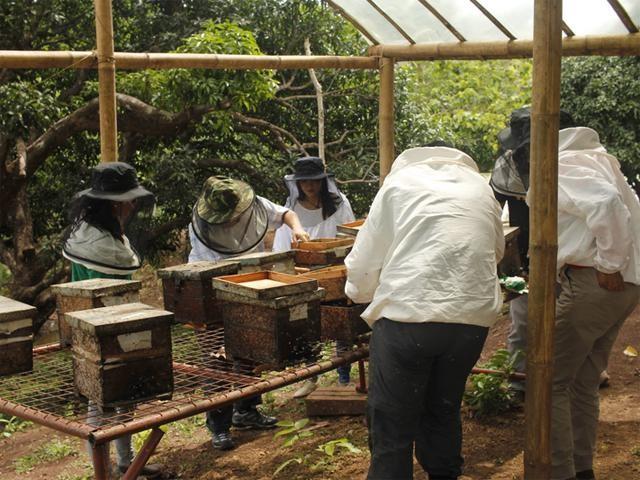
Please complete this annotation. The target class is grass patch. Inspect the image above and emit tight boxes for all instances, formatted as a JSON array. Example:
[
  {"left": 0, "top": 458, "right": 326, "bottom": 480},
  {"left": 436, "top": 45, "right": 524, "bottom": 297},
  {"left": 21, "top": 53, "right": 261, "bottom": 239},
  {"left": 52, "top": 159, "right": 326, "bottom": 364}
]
[{"left": 14, "top": 437, "right": 78, "bottom": 473}]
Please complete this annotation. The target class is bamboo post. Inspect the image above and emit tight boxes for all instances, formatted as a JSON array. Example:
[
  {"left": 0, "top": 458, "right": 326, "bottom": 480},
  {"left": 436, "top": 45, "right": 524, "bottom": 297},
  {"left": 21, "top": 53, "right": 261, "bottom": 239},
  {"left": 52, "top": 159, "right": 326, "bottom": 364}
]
[
  {"left": 378, "top": 57, "right": 395, "bottom": 184},
  {"left": 94, "top": 0, "right": 118, "bottom": 162},
  {"left": 524, "top": 0, "right": 563, "bottom": 478}
]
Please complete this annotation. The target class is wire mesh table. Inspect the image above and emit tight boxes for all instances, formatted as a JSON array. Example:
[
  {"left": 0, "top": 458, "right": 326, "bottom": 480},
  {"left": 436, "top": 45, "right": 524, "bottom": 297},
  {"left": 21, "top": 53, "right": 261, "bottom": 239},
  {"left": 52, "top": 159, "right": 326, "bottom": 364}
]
[{"left": 0, "top": 325, "right": 369, "bottom": 479}]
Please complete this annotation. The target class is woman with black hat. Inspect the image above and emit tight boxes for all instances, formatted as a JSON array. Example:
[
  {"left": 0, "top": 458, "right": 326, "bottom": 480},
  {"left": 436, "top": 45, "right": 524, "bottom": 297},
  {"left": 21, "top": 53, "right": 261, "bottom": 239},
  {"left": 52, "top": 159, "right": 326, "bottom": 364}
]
[
  {"left": 273, "top": 157, "right": 356, "bottom": 398},
  {"left": 188, "top": 175, "right": 309, "bottom": 451},
  {"left": 63, "top": 162, "right": 162, "bottom": 478},
  {"left": 273, "top": 156, "right": 355, "bottom": 252}
]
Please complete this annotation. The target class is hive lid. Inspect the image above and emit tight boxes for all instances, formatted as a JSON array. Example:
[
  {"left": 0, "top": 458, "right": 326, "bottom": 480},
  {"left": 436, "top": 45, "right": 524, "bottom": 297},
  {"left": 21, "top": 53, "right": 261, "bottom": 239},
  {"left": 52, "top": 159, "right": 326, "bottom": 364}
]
[
  {"left": 232, "top": 250, "right": 295, "bottom": 266},
  {"left": 217, "top": 286, "right": 326, "bottom": 309},
  {"left": 212, "top": 271, "right": 318, "bottom": 300},
  {"left": 0, "top": 296, "right": 38, "bottom": 322},
  {"left": 157, "top": 260, "right": 239, "bottom": 280},
  {"left": 64, "top": 302, "right": 173, "bottom": 335},
  {"left": 503, "top": 225, "right": 520, "bottom": 243},
  {"left": 51, "top": 278, "right": 141, "bottom": 298}
]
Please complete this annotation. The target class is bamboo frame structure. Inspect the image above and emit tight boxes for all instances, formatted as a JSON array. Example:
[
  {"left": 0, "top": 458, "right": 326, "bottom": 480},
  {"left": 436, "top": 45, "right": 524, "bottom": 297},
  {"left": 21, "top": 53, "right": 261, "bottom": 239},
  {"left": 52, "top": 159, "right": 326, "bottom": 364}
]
[
  {"left": 3, "top": 0, "right": 640, "bottom": 476},
  {"left": 367, "top": 32, "right": 640, "bottom": 60},
  {"left": 524, "top": 0, "right": 563, "bottom": 477},
  {"left": 0, "top": 51, "right": 379, "bottom": 70},
  {"left": 94, "top": 0, "right": 117, "bottom": 162},
  {"left": 378, "top": 57, "right": 395, "bottom": 184}
]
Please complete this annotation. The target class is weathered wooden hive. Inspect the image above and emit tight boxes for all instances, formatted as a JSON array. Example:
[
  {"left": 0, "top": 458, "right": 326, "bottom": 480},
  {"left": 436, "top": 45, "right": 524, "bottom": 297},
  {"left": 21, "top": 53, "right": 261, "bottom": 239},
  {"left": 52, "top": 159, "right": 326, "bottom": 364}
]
[
  {"left": 0, "top": 296, "right": 37, "bottom": 376},
  {"left": 298, "top": 265, "right": 370, "bottom": 342},
  {"left": 51, "top": 279, "right": 141, "bottom": 347},
  {"left": 212, "top": 271, "right": 324, "bottom": 367},
  {"left": 498, "top": 226, "right": 522, "bottom": 277},
  {"left": 157, "top": 261, "right": 239, "bottom": 328},
  {"left": 292, "top": 238, "right": 354, "bottom": 267},
  {"left": 233, "top": 250, "right": 296, "bottom": 274},
  {"left": 65, "top": 302, "right": 174, "bottom": 408}
]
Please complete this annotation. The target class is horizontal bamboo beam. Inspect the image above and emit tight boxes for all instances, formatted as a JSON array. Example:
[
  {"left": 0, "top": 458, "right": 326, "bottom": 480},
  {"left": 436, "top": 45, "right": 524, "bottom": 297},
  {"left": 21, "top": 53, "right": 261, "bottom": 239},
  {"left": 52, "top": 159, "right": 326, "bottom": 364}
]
[
  {"left": 368, "top": 32, "right": 640, "bottom": 60},
  {"left": 0, "top": 51, "right": 379, "bottom": 70}
]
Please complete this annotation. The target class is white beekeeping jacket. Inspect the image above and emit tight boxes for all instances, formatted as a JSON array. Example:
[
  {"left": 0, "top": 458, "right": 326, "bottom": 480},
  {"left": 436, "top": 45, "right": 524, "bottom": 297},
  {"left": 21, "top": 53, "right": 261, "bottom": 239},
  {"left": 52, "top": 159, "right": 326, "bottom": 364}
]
[
  {"left": 551, "top": 127, "right": 640, "bottom": 284},
  {"left": 345, "top": 146, "right": 505, "bottom": 328}
]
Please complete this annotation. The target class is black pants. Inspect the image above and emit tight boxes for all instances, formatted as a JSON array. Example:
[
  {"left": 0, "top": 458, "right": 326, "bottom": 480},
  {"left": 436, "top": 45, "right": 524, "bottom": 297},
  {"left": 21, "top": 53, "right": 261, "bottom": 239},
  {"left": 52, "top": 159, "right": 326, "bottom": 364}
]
[{"left": 367, "top": 319, "right": 488, "bottom": 480}]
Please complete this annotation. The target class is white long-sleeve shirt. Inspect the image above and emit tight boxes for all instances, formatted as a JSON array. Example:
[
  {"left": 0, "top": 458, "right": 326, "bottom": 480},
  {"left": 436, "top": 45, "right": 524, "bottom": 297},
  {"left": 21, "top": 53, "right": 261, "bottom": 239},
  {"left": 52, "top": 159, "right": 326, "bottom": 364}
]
[
  {"left": 345, "top": 147, "right": 505, "bottom": 328},
  {"left": 272, "top": 193, "right": 355, "bottom": 251},
  {"left": 552, "top": 127, "right": 640, "bottom": 284}
]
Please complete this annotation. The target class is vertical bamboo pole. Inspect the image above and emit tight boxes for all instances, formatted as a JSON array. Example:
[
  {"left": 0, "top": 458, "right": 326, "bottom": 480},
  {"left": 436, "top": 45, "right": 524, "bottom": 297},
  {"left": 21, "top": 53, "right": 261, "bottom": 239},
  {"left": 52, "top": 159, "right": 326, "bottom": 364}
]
[
  {"left": 524, "top": 0, "right": 562, "bottom": 478},
  {"left": 94, "top": 0, "right": 118, "bottom": 162},
  {"left": 378, "top": 57, "right": 395, "bottom": 184}
]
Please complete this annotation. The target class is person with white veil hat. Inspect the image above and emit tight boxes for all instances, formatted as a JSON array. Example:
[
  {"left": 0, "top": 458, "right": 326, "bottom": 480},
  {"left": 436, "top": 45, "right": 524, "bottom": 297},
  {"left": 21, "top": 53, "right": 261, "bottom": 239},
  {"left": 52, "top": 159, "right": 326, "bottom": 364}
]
[{"left": 273, "top": 156, "right": 356, "bottom": 398}]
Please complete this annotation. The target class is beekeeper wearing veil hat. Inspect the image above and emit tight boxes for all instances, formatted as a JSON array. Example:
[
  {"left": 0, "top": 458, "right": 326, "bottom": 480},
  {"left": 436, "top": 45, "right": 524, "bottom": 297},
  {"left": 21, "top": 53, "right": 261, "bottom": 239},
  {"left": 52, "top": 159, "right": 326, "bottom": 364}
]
[
  {"left": 273, "top": 156, "right": 355, "bottom": 252},
  {"left": 188, "top": 175, "right": 309, "bottom": 451}
]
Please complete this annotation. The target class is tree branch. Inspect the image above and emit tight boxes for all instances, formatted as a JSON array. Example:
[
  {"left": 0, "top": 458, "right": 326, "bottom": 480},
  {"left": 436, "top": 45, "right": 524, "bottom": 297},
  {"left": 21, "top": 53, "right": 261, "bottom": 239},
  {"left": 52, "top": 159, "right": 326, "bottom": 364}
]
[{"left": 231, "top": 112, "right": 308, "bottom": 156}]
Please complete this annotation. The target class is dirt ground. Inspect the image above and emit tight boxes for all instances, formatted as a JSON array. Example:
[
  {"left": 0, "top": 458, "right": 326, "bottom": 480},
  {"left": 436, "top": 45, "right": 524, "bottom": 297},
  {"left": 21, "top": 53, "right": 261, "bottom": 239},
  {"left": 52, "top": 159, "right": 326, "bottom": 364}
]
[{"left": 1, "top": 273, "right": 639, "bottom": 480}]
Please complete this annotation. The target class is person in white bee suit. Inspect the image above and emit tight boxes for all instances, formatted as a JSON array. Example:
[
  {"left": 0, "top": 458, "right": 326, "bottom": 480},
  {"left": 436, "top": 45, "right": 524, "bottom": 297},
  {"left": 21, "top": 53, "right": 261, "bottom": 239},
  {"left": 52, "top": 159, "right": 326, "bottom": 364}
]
[
  {"left": 546, "top": 126, "right": 639, "bottom": 480},
  {"left": 345, "top": 143, "right": 505, "bottom": 480},
  {"left": 273, "top": 156, "right": 356, "bottom": 397}
]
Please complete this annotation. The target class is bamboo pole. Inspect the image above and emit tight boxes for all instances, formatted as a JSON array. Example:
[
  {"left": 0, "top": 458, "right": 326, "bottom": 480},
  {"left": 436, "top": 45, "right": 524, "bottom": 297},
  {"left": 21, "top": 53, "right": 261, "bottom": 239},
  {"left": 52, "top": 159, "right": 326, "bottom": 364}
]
[
  {"left": 94, "top": 0, "right": 117, "bottom": 162},
  {"left": 367, "top": 32, "right": 640, "bottom": 60},
  {"left": 524, "top": 0, "right": 562, "bottom": 478},
  {"left": 378, "top": 57, "right": 394, "bottom": 185},
  {"left": 0, "top": 51, "right": 378, "bottom": 70}
]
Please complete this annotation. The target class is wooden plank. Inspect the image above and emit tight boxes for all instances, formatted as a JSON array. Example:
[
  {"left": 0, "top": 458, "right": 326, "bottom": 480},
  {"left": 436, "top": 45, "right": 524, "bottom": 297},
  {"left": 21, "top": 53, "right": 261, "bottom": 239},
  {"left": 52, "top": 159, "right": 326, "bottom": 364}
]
[
  {"left": 305, "top": 387, "right": 367, "bottom": 416},
  {"left": 51, "top": 278, "right": 141, "bottom": 298},
  {"left": 157, "top": 261, "right": 238, "bottom": 280},
  {"left": 293, "top": 237, "right": 354, "bottom": 251},
  {"left": 336, "top": 219, "right": 365, "bottom": 236}
]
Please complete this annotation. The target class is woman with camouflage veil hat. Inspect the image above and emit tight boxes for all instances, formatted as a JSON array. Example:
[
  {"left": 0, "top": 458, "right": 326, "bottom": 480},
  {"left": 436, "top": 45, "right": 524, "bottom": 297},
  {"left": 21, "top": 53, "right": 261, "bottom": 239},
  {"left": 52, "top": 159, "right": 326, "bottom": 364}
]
[
  {"left": 62, "top": 162, "right": 162, "bottom": 478},
  {"left": 188, "top": 175, "right": 309, "bottom": 451}
]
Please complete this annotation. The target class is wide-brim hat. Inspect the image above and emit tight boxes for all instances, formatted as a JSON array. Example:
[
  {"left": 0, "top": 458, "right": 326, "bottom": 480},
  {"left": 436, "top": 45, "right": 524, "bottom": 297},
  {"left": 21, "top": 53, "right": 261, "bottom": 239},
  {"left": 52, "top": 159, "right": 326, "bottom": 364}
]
[
  {"left": 191, "top": 176, "right": 269, "bottom": 255},
  {"left": 498, "top": 107, "right": 532, "bottom": 152},
  {"left": 286, "top": 156, "right": 330, "bottom": 181},
  {"left": 498, "top": 107, "right": 575, "bottom": 152},
  {"left": 76, "top": 162, "right": 154, "bottom": 203},
  {"left": 195, "top": 176, "right": 255, "bottom": 225}
]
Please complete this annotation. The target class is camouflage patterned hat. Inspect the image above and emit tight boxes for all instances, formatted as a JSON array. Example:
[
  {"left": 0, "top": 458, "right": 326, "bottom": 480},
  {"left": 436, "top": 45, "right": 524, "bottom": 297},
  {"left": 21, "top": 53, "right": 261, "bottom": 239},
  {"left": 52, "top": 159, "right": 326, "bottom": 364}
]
[{"left": 195, "top": 176, "right": 255, "bottom": 224}]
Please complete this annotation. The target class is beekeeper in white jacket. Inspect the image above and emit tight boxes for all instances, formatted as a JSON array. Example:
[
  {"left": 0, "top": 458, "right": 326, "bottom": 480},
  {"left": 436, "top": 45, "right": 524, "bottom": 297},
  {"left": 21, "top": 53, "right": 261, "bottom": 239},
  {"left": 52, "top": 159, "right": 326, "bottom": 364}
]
[{"left": 345, "top": 144, "right": 504, "bottom": 480}]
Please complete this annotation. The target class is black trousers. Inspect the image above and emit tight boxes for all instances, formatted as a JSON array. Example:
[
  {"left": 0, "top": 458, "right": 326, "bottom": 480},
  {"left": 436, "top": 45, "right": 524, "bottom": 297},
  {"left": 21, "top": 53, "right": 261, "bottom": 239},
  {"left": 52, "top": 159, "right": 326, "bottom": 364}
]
[{"left": 367, "top": 319, "right": 488, "bottom": 480}]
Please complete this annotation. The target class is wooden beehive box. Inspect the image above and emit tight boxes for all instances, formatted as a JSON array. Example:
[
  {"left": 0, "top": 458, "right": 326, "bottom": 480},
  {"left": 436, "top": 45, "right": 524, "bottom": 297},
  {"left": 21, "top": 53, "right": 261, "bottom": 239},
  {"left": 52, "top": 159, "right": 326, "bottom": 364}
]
[
  {"left": 293, "top": 238, "right": 354, "bottom": 267},
  {"left": 299, "top": 265, "right": 348, "bottom": 302},
  {"left": 51, "top": 279, "right": 142, "bottom": 347},
  {"left": 213, "top": 272, "right": 324, "bottom": 367},
  {"left": 0, "top": 296, "right": 37, "bottom": 376},
  {"left": 320, "top": 302, "right": 370, "bottom": 343},
  {"left": 157, "top": 261, "right": 239, "bottom": 328},
  {"left": 336, "top": 219, "right": 365, "bottom": 237},
  {"left": 66, "top": 302, "right": 174, "bottom": 408},
  {"left": 233, "top": 250, "right": 296, "bottom": 274},
  {"left": 498, "top": 226, "right": 522, "bottom": 277}
]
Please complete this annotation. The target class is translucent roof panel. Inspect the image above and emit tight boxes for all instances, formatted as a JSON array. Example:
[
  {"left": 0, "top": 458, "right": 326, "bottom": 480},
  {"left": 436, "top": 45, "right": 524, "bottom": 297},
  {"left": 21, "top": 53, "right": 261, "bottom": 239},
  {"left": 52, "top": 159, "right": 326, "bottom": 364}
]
[{"left": 330, "top": 0, "right": 638, "bottom": 45}]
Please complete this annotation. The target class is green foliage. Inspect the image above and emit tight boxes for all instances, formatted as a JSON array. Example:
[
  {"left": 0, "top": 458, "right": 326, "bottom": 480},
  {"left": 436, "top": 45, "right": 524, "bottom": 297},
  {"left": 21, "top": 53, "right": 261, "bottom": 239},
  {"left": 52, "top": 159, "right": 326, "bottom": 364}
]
[
  {"left": 464, "top": 349, "right": 521, "bottom": 416},
  {"left": 315, "top": 437, "right": 362, "bottom": 457},
  {"left": 14, "top": 437, "right": 77, "bottom": 473},
  {"left": 561, "top": 56, "right": 640, "bottom": 191},
  {"left": 0, "top": 263, "right": 10, "bottom": 295},
  {"left": 274, "top": 418, "right": 313, "bottom": 448},
  {"left": 401, "top": 60, "right": 532, "bottom": 171},
  {"left": 0, "top": 413, "right": 32, "bottom": 438},
  {"left": 132, "top": 425, "right": 168, "bottom": 452}
]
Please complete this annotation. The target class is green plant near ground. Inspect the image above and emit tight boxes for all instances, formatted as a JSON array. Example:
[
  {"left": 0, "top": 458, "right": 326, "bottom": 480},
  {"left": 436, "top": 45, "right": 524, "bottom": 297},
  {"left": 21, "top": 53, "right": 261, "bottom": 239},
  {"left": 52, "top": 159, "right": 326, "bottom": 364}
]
[
  {"left": 0, "top": 413, "right": 32, "bottom": 438},
  {"left": 170, "top": 414, "right": 205, "bottom": 437},
  {"left": 14, "top": 438, "right": 78, "bottom": 473},
  {"left": 273, "top": 436, "right": 364, "bottom": 477},
  {"left": 274, "top": 418, "right": 314, "bottom": 448},
  {"left": 132, "top": 425, "right": 168, "bottom": 452},
  {"left": 464, "top": 349, "right": 522, "bottom": 416}
]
